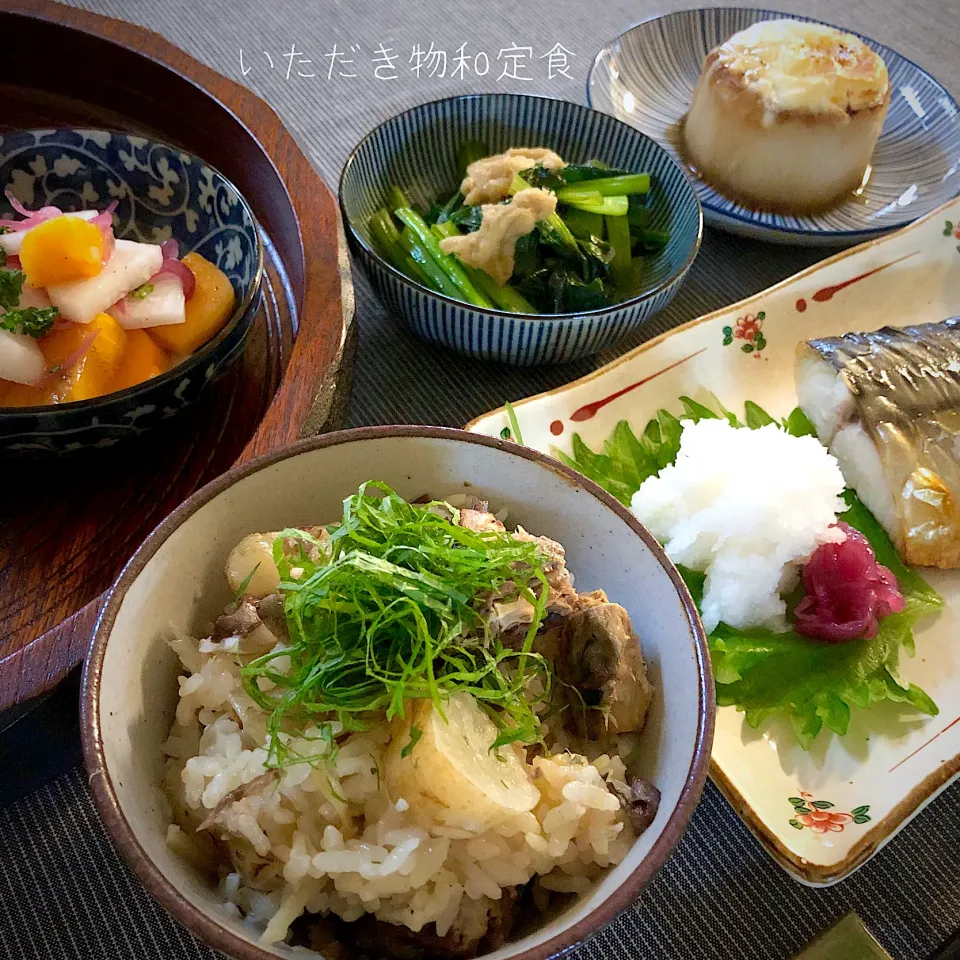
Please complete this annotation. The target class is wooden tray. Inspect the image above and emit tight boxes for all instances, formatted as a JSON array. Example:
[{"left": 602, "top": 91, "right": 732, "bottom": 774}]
[{"left": 0, "top": 0, "right": 355, "bottom": 712}]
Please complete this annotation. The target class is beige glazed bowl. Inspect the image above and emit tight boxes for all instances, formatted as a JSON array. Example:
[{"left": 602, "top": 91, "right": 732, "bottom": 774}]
[{"left": 81, "top": 427, "right": 714, "bottom": 960}]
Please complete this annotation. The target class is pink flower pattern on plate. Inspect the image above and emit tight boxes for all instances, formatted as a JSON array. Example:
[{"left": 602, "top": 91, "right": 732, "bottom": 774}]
[
  {"left": 788, "top": 792, "right": 871, "bottom": 833},
  {"left": 943, "top": 220, "right": 960, "bottom": 251},
  {"left": 722, "top": 311, "right": 767, "bottom": 357}
]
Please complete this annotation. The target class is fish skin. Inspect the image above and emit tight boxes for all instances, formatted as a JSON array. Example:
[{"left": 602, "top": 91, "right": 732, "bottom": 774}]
[{"left": 801, "top": 317, "right": 960, "bottom": 569}]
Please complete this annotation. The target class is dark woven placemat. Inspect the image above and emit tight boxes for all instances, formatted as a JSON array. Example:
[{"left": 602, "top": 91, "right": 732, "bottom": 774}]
[
  {"left": 4, "top": 0, "right": 958, "bottom": 956},
  {"left": 2, "top": 758, "right": 959, "bottom": 960}
]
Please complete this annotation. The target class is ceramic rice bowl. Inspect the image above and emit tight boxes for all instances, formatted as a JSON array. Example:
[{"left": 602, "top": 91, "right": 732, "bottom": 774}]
[{"left": 82, "top": 427, "right": 713, "bottom": 960}]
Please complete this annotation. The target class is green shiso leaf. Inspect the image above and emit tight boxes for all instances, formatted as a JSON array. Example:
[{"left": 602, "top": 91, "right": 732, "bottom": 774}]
[
  {"left": 551, "top": 395, "right": 942, "bottom": 748},
  {"left": 744, "top": 400, "right": 776, "bottom": 429}
]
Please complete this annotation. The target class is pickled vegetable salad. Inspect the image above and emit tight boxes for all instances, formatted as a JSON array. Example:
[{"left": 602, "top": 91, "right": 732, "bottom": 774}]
[{"left": 0, "top": 190, "right": 235, "bottom": 405}]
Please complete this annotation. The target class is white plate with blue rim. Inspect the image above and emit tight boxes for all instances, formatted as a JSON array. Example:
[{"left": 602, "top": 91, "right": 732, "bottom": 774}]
[{"left": 587, "top": 7, "right": 960, "bottom": 247}]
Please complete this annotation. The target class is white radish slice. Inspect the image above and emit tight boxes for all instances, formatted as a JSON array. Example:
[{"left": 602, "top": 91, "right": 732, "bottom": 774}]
[
  {"left": 108, "top": 273, "right": 186, "bottom": 330},
  {"left": 16, "top": 283, "right": 52, "bottom": 310},
  {"left": 0, "top": 210, "right": 100, "bottom": 256},
  {"left": 0, "top": 328, "right": 45, "bottom": 386},
  {"left": 47, "top": 239, "right": 163, "bottom": 324}
]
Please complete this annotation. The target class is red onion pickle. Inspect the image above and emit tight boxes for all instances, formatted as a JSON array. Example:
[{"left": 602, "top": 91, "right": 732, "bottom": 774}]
[
  {"left": 38, "top": 328, "right": 100, "bottom": 387},
  {"left": 1, "top": 193, "right": 117, "bottom": 242},
  {"left": 160, "top": 238, "right": 179, "bottom": 260},
  {"left": 2, "top": 188, "right": 64, "bottom": 231},
  {"left": 794, "top": 522, "right": 906, "bottom": 643},
  {"left": 100, "top": 227, "right": 116, "bottom": 264},
  {"left": 154, "top": 257, "right": 196, "bottom": 300},
  {"left": 5, "top": 191, "right": 32, "bottom": 218},
  {"left": 0, "top": 208, "right": 61, "bottom": 232},
  {"left": 90, "top": 201, "right": 118, "bottom": 262}
]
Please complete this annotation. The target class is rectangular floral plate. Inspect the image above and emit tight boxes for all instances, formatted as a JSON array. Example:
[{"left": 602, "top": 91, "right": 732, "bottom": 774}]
[{"left": 466, "top": 198, "right": 960, "bottom": 885}]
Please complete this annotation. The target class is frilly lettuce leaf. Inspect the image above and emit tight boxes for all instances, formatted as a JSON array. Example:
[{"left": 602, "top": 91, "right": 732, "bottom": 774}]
[{"left": 553, "top": 397, "right": 943, "bottom": 748}]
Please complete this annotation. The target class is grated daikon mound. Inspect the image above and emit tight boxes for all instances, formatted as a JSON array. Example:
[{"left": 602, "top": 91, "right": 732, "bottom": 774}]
[{"left": 630, "top": 419, "right": 846, "bottom": 633}]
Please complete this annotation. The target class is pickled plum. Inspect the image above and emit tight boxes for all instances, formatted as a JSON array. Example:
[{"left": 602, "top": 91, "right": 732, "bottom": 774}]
[{"left": 794, "top": 522, "right": 905, "bottom": 642}]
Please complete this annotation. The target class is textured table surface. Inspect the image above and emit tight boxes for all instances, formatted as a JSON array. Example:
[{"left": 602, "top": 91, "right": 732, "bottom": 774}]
[{"left": 3, "top": 0, "right": 960, "bottom": 957}]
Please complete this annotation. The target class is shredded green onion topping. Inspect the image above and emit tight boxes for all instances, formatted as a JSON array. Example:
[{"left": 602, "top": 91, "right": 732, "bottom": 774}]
[{"left": 241, "top": 482, "right": 553, "bottom": 767}]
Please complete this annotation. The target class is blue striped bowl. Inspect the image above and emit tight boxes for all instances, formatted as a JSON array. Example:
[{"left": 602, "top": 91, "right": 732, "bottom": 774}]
[
  {"left": 339, "top": 94, "right": 702, "bottom": 366},
  {"left": 588, "top": 8, "right": 960, "bottom": 247}
]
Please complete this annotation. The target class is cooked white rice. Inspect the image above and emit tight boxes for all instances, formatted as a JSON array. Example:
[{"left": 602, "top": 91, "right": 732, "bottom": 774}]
[
  {"left": 630, "top": 418, "right": 846, "bottom": 632},
  {"left": 163, "top": 638, "right": 634, "bottom": 946}
]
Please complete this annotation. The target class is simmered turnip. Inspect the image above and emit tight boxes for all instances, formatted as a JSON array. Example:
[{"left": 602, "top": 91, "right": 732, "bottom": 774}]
[
  {"left": 108, "top": 274, "right": 186, "bottom": 330},
  {"left": 0, "top": 328, "right": 45, "bottom": 386},
  {"left": 47, "top": 239, "right": 163, "bottom": 324}
]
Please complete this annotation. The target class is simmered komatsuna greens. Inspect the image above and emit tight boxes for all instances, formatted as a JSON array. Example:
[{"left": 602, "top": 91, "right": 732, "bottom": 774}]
[
  {"left": 368, "top": 141, "right": 671, "bottom": 315},
  {"left": 241, "top": 483, "right": 554, "bottom": 766}
]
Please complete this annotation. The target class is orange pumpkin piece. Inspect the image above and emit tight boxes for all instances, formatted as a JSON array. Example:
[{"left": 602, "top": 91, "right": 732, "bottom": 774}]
[
  {"left": 110, "top": 330, "right": 170, "bottom": 391},
  {"left": 0, "top": 378, "right": 55, "bottom": 407},
  {"left": 51, "top": 312, "right": 127, "bottom": 402},
  {"left": 1, "top": 313, "right": 128, "bottom": 407},
  {"left": 148, "top": 252, "right": 235, "bottom": 355},
  {"left": 19, "top": 216, "right": 106, "bottom": 287}
]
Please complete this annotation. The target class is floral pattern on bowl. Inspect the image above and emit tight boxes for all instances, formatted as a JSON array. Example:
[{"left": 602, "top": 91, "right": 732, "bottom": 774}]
[{"left": 0, "top": 128, "right": 263, "bottom": 456}]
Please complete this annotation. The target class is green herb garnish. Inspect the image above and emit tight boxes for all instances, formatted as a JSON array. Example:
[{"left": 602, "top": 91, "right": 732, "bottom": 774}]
[
  {"left": 504, "top": 400, "right": 524, "bottom": 445},
  {"left": 400, "top": 724, "right": 422, "bottom": 758},
  {"left": 0, "top": 269, "right": 25, "bottom": 310},
  {"left": 555, "top": 396, "right": 942, "bottom": 748},
  {"left": 242, "top": 482, "right": 553, "bottom": 768},
  {"left": 0, "top": 305, "right": 57, "bottom": 338},
  {"left": 131, "top": 282, "right": 154, "bottom": 300},
  {"left": 0, "top": 264, "right": 57, "bottom": 338},
  {"left": 233, "top": 563, "right": 261, "bottom": 603}
]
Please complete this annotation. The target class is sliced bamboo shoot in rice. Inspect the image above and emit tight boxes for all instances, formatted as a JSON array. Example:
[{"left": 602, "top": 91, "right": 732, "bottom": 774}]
[
  {"left": 47, "top": 239, "right": 163, "bottom": 324},
  {"left": 384, "top": 692, "right": 539, "bottom": 829}
]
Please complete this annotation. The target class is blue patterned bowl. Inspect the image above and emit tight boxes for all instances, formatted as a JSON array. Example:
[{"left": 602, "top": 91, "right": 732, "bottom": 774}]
[
  {"left": 339, "top": 94, "right": 702, "bottom": 366},
  {"left": 588, "top": 8, "right": 960, "bottom": 246},
  {"left": 0, "top": 128, "right": 263, "bottom": 455}
]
